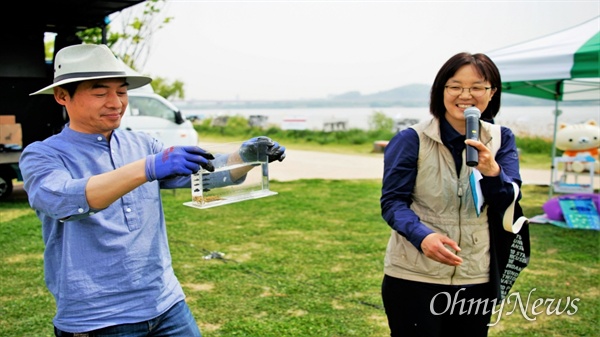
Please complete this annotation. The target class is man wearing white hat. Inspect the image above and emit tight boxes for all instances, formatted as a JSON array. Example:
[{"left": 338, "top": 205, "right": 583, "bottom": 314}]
[{"left": 20, "top": 44, "right": 286, "bottom": 336}]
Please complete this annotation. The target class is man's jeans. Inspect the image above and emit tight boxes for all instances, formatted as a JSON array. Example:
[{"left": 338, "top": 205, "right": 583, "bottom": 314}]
[{"left": 54, "top": 300, "right": 202, "bottom": 337}]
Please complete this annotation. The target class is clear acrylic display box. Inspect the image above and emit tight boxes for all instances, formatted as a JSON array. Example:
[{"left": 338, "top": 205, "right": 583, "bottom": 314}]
[{"left": 183, "top": 141, "right": 278, "bottom": 209}]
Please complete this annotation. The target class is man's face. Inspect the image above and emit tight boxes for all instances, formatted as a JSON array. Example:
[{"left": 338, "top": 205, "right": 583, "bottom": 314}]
[{"left": 55, "top": 78, "right": 129, "bottom": 136}]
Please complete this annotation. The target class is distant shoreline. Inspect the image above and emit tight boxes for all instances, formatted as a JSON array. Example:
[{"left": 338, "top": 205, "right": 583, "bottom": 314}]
[
  {"left": 175, "top": 99, "right": 598, "bottom": 111},
  {"left": 183, "top": 105, "right": 599, "bottom": 140},
  {"left": 173, "top": 83, "right": 599, "bottom": 110}
]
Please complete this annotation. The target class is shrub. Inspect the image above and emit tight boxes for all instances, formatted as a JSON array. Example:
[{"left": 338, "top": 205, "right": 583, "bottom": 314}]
[
  {"left": 368, "top": 110, "right": 394, "bottom": 132},
  {"left": 515, "top": 136, "right": 556, "bottom": 155},
  {"left": 195, "top": 114, "right": 554, "bottom": 160}
]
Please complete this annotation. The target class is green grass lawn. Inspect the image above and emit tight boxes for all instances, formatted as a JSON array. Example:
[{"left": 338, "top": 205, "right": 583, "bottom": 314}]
[{"left": 1, "top": 179, "right": 598, "bottom": 337}]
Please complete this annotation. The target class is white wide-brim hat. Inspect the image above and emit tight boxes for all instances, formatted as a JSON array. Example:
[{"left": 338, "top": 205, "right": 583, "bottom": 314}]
[{"left": 30, "top": 44, "right": 152, "bottom": 95}]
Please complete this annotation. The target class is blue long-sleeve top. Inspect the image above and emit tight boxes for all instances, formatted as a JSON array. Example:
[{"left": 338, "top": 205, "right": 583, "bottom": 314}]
[
  {"left": 18, "top": 125, "right": 242, "bottom": 332},
  {"left": 380, "top": 117, "right": 522, "bottom": 251}
]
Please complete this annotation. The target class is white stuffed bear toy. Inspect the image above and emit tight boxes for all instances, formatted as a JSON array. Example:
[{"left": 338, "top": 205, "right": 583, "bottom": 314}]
[{"left": 555, "top": 119, "right": 600, "bottom": 173}]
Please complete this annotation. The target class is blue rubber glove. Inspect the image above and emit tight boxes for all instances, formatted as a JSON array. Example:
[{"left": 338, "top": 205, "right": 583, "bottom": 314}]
[
  {"left": 145, "top": 146, "right": 215, "bottom": 181},
  {"left": 239, "top": 136, "right": 286, "bottom": 163}
]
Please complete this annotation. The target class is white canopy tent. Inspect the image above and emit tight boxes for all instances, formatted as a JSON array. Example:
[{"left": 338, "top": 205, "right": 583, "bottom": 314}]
[{"left": 487, "top": 16, "right": 600, "bottom": 195}]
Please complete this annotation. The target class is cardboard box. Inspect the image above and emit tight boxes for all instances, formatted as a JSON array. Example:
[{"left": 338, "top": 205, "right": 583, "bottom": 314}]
[
  {"left": 0, "top": 115, "right": 16, "bottom": 125},
  {"left": 0, "top": 123, "right": 22, "bottom": 145}
]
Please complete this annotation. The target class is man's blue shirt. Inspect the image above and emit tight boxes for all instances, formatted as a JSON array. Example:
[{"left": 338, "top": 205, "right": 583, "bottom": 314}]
[{"left": 19, "top": 126, "right": 230, "bottom": 332}]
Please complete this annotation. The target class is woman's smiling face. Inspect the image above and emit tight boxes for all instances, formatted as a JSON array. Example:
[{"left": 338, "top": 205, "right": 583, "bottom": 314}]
[{"left": 443, "top": 64, "right": 496, "bottom": 133}]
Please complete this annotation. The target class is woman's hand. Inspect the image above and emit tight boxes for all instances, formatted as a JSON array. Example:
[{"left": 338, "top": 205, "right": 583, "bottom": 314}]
[
  {"left": 421, "top": 233, "right": 463, "bottom": 266},
  {"left": 465, "top": 139, "right": 500, "bottom": 176}
]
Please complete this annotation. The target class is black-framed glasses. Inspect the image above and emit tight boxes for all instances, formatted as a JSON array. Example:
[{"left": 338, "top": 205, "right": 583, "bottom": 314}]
[{"left": 445, "top": 85, "right": 491, "bottom": 97}]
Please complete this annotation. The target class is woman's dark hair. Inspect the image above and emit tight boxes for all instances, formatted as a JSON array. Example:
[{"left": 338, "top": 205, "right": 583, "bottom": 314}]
[{"left": 429, "top": 52, "right": 502, "bottom": 121}]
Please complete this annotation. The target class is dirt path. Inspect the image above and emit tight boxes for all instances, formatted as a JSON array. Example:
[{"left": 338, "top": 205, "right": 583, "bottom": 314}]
[{"left": 269, "top": 148, "right": 599, "bottom": 189}]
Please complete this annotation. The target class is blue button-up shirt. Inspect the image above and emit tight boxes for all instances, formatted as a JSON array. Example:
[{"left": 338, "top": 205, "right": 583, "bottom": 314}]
[
  {"left": 380, "top": 117, "right": 521, "bottom": 251},
  {"left": 19, "top": 126, "right": 233, "bottom": 332}
]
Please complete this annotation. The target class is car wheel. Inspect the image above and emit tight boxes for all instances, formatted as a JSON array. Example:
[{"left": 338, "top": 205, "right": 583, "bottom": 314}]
[{"left": 0, "top": 174, "right": 13, "bottom": 200}]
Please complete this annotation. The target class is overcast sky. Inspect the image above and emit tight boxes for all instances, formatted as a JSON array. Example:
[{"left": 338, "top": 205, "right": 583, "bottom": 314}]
[{"left": 131, "top": 1, "right": 599, "bottom": 101}]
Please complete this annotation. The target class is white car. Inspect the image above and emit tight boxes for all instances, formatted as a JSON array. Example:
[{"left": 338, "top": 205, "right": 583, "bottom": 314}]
[{"left": 120, "top": 87, "right": 199, "bottom": 147}]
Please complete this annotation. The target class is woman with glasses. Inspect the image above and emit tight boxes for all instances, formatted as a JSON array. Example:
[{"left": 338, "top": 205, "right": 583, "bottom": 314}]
[{"left": 380, "top": 52, "right": 523, "bottom": 336}]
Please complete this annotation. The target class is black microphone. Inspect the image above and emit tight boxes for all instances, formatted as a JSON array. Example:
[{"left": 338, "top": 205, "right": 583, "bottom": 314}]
[{"left": 464, "top": 106, "right": 481, "bottom": 167}]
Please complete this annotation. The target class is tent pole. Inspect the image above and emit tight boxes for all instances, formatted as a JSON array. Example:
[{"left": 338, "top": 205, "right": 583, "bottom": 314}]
[
  {"left": 548, "top": 79, "right": 565, "bottom": 199},
  {"left": 549, "top": 100, "right": 560, "bottom": 199}
]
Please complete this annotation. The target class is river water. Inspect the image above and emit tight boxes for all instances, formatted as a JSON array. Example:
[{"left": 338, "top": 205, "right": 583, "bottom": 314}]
[{"left": 183, "top": 105, "right": 599, "bottom": 139}]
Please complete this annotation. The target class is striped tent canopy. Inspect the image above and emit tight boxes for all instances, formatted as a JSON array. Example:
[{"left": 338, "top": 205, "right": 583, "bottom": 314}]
[
  {"left": 488, "top": 16, "right": 600, "bottom": 197},
  {"left": 488, "top": 16, "right": 599, "bottom": 102}
]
